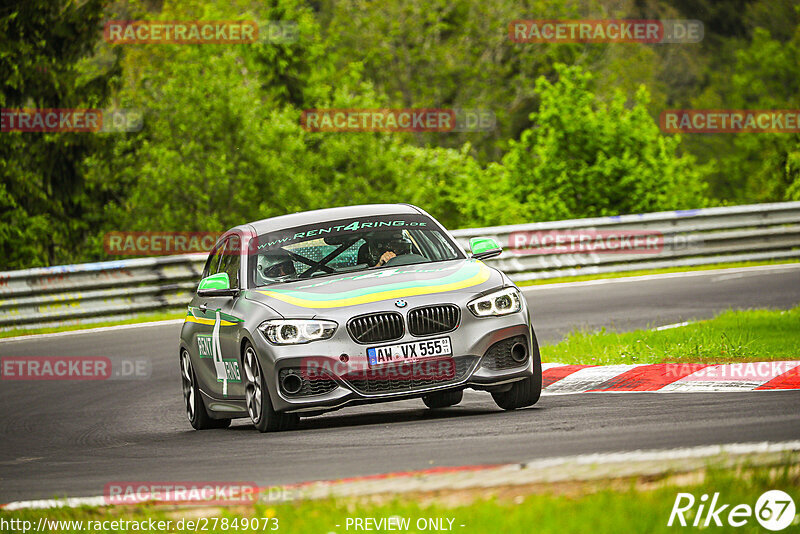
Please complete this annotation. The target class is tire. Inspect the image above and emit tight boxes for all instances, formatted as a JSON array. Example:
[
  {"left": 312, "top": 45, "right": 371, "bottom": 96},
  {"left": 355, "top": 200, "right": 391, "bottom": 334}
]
[
  {"left": 181, "top": 349, "right": 231, "bottom": 430},
  {"left": 242, "top": 342, "right": 298, "bottom": 433},
  {"left": 491, "top": 332, "right": 543, "bottom": 411},
  {"left": 422, "top": 389, "right": 463, "bottom": 409}
]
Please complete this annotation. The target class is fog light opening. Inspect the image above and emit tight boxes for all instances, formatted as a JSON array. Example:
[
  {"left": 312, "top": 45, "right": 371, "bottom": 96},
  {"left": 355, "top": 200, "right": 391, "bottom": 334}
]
[
  {"left": 510, "top": 342, "right": 528, "bottom": 363},
  {"left": 281, "top": 373, "right": 303, "bottom": 395}
]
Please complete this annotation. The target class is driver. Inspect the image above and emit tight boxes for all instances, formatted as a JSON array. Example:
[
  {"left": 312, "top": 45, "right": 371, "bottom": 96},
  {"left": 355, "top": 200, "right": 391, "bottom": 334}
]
[
  {"left": 367, "top": 231, "right": 414, "bottom": 267},
  {"left": 257, "top": 249, "right": 296, "bottom": 280}
]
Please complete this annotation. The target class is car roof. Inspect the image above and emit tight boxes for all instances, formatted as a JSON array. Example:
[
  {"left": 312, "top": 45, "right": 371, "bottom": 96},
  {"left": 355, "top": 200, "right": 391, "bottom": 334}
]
[{"left": 236, "top": 204, "right": 425, "bottom": 235}]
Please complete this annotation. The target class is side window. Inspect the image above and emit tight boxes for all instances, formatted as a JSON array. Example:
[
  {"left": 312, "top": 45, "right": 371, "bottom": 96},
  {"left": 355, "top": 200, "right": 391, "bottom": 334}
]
[
  {"left": 217, "top": 237, "right": 241, "bottom": 288},
  {"left": 201, "top": 242, "right": 225, "bottom": 280},
  {"left": 412, "top": 229, "right": 456, "bottom": 260}
]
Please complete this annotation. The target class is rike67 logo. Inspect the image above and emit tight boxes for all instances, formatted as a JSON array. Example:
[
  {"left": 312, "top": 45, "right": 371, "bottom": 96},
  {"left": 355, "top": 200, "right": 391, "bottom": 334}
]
[{"left": 669, "top": 490, "right": 796, "bottom": 530}]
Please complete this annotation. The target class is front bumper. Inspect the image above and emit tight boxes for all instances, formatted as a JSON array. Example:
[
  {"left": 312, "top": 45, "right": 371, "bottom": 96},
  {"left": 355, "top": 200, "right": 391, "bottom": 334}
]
[{"left": 257, "top": 314, "right": 534, "bottom": 414}]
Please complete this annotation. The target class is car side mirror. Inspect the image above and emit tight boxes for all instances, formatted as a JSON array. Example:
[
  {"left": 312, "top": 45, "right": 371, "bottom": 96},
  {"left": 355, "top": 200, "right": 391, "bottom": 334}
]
[
  {"left": 469, "top": 237, "right": 502, "bottom": 260},
  {"left": 197, "top": 272, "right": 238, "bottom": 297}
]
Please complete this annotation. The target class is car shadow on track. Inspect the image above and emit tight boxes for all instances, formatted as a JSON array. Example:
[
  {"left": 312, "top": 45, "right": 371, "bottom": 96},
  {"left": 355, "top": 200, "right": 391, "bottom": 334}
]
[{"left": 227, "top": 404, "right": 543, "bottom": 432}]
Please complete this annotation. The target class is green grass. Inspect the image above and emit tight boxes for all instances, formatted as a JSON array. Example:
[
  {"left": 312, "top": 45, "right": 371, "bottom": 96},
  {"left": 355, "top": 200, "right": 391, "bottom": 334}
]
[
  {"left": 517, "top": 259, "right": 799, "bottom": 286},
  {"left": 0, "top": 311, "right": 185, "bottom": 339},
  {"left": 542, "top": 306, "right": 800, "bottom": 365},
  {"left": 2, "top": 463, "right": 797, "bottom": 533}
]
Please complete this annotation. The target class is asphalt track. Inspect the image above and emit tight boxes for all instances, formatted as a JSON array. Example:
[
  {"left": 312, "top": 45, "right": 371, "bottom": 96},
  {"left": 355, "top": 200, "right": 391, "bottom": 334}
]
[{"left": 1, "top": 264, "right": 799, "bottom": 503}]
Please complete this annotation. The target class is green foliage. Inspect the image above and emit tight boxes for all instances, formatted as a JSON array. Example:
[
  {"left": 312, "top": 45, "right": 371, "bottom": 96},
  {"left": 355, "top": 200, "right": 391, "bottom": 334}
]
[
  {"left": 502, "top": 64, "right": 707, "bottom": 221},
  {"left": 3, "top": 0, "right": 797, "bottom": 269},
  {"left": 322, "top": 0, "right": 669, "bottom": 162},
  {"left": 0, "top": 0, "right": 120, "bottom": 269},
  {"left": 676, "top": 1, "right": 800, "bottom": 203},
  {"left": 82, "top": 0, "right": 509, "bottom": 252},
  {"left": 729, "top": 28, "right": 800, "bottom": 201}
]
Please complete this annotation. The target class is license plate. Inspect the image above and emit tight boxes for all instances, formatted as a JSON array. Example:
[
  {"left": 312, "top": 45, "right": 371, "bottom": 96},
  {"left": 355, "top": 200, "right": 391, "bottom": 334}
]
[{"left": 367, "top": 337, "right": 452, "bottom": 367}]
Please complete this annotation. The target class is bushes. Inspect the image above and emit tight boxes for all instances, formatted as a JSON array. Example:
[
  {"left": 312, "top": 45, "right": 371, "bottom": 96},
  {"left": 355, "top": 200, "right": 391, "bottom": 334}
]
[
  {"left": 1, "top": 0, "right": 712, "bottom": 268},
  {"left": 502, "top": 64, "right": 708, "bottom": 222}
]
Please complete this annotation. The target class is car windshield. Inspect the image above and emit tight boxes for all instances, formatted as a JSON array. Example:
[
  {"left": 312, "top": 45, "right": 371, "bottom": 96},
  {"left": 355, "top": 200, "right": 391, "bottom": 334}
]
[{"left": 249, "top": 214, "right": 463, "bottom": 286}]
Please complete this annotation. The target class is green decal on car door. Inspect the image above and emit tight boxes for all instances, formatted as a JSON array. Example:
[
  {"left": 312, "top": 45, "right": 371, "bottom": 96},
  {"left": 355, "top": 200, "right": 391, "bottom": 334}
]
[
  {"left": 196, "top": 310, "right": 241, "bottom": 397},
  {"left": 211, "top": 310, "right": 228, "bottom": 396}
]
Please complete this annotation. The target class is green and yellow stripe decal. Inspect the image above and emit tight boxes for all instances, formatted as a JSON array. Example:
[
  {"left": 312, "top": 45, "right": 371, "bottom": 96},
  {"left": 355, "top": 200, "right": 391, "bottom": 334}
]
[
  {"left": 184, "top": 309, "right": 241, "bottom": 326},
  {"left": 257, "top": 262, "right": 491, "bottom": 309}
]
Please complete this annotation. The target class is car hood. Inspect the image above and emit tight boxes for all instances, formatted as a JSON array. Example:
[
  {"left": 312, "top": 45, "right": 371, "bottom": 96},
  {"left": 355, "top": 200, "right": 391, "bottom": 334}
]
[{"left": 245, "top": 259, "right": 502, "bottom": 317}]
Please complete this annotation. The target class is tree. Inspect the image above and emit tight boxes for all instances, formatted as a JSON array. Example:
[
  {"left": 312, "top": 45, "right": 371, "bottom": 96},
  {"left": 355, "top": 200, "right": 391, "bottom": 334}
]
[
  {"left": 502, "top": 64, "right": 708, "bottom": 221},
  {"left": 728, "top": 28, "right": 800, "bottom": 201},
  {"left": 81, "top": 0, "right": 496, "bottom": 258},
  {"left": 0, "top": 0, "right": 120, "bottom": 269}
]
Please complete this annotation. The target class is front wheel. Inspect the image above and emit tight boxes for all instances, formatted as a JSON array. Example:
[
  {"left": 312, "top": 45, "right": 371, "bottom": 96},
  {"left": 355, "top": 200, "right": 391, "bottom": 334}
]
[
  {"left": 491, "top": 333, "right": 542, "bottom": 411},
  {"left": 181, "top": 349, "right": 230, "bottom": 430},
  {"left": 243, "top": 342, "right": 298, "bottom": 433}
]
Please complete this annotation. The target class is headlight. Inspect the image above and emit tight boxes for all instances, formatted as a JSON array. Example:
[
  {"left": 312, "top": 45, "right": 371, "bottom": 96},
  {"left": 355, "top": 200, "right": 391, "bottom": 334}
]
[
  {"left": 258, "top": 319, "right": 337, "bottom": 344},
  {"left": 467, "top": 287, "right": 522, "bottom": 317}
]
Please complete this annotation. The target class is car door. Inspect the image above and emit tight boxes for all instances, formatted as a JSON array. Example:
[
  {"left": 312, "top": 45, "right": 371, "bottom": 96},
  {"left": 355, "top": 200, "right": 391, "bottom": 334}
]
[{"left": 191, "top": 236, "right": 245, "bottom": 399}]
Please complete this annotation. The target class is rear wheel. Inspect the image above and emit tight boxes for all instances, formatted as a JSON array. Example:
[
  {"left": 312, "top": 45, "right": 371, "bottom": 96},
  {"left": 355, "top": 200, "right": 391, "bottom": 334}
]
[
  {"left": 243, "top": 342, "right": 298, "bottom": 433},
  {"left": 492, "top": 333, "right": 542, "bottom": 411},
  {"left": 422, "top": 389, "right": 463, "bottom": 409},
  {"left": 181, "top": 349, "right": 230, "bottom": 430}
]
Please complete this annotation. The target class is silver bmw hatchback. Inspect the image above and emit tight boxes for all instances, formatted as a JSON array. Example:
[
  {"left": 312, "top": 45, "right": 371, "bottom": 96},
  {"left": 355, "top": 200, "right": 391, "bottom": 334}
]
[{"left": 179, "top": 204, "right": 541, "bottom": 432}]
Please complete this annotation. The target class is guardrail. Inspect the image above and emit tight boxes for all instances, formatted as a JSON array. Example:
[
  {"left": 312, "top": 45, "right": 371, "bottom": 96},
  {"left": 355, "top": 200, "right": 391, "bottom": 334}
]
[
  {"left": 0, "top": 256, "right": 206, "bottom": 330},
  {"left": 2, "top": 201, "right": 799, "bottom": 330},
  {"left": 450, "top": 201, "right": 800, "bottom": 282}
]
